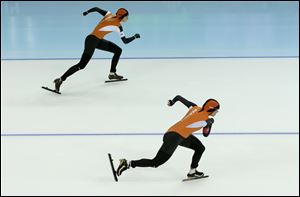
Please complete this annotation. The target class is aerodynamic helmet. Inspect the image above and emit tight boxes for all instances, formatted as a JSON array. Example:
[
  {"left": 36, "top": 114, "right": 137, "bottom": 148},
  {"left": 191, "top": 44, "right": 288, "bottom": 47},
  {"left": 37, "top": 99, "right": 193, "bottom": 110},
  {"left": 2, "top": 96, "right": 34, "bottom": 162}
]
[{"left": 116, "top": 8, "right": 129, "bottom": 19}]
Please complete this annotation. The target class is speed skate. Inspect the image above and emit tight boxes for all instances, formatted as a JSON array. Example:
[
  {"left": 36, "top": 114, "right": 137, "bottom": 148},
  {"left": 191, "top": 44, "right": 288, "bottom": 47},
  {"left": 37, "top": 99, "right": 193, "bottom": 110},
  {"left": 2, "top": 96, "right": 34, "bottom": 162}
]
[{"left": 182, "top": 174, "right": 209, "bottom": 182}]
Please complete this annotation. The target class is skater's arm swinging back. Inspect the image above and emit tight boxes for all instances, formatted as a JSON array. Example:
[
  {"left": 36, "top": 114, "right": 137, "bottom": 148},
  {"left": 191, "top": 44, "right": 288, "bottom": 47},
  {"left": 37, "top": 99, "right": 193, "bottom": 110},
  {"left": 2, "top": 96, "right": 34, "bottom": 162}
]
[
  {"left": 168, "top": 95, "right": 197, "bottom": 108},
  {"left": 83, "top": 7, "right": 108, "bottom": 16}
]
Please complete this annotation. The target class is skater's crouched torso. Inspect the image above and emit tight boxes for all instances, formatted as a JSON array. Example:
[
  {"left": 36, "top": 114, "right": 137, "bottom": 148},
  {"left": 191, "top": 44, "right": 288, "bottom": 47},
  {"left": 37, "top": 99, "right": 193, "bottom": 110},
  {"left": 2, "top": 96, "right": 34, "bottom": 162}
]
[
  {"left": 167, "top": 106, "right": 209, "bottom": 138},
  {"left": 91, "top": 12, "right": 122, "bottom": 39}
]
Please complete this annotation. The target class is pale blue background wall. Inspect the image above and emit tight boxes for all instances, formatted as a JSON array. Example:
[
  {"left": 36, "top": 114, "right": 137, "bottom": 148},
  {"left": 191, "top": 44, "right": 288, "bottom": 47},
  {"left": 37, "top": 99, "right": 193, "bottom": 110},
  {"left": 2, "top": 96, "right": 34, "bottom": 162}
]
[{"left": 1, "top": 1, "right": 299, "bottom": 59}]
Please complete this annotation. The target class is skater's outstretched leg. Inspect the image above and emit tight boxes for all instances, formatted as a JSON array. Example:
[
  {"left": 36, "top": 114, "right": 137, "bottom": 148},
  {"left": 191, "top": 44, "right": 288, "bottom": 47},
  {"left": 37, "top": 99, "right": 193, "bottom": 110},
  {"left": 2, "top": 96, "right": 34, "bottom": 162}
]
[
  {"left": 116, "top": 132, "right": 183, "bottom": 176},
  {"left": 60, "top": 53, "right": 92, "bottom": 81},
  {"left": 53, "top": 53, "right": 92, "bottom": 92},
  {"left": 53, "top": 35, "right": 98, "bottom": 91},
  {"left": 116, "top": 150, "right": 172, "bottom": 176}
]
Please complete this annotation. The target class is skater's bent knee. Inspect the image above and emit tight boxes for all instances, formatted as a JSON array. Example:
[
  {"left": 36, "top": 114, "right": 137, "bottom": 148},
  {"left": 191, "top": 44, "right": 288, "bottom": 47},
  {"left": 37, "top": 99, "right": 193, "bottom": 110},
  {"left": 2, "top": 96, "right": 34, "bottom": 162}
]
[
  {"left": 201, "top": 145, "right": 205, "bottom": 152},
  {"left": 115, "top": 48, "right": 122, "bottom": 55},
  {"left": 196, "top": 145, "right": 205, "bottom": 153}
]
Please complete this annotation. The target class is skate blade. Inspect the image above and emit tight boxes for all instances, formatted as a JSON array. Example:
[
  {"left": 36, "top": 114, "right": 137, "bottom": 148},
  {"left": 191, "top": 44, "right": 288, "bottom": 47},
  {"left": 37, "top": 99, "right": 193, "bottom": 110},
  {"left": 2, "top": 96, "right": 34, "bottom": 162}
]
[
  {"left": 42, "top": 86, "right": 61, "bottom": 94},
  {"left": 182, "top": 175, "right": 209, "bottom": 182},
  {"left": 105, "top": 78, "right": 128, "bottom": 83}
]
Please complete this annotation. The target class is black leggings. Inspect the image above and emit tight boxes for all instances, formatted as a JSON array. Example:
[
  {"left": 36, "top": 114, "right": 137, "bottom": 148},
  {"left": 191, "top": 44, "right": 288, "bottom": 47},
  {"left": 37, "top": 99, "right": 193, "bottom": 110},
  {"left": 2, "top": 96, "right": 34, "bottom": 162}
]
[
  {"left": 61, "top": 35, "right": 122, "bottom": 81},
  {"left": 130, "top": 132, "right": 205, "bottom": 169}
]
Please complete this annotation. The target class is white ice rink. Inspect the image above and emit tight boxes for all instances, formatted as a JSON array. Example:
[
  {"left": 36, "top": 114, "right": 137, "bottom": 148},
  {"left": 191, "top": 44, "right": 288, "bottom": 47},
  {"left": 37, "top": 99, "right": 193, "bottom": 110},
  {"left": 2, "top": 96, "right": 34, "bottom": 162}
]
[{"left": 1, "top": 58, "right": 299, "bottom": 195}]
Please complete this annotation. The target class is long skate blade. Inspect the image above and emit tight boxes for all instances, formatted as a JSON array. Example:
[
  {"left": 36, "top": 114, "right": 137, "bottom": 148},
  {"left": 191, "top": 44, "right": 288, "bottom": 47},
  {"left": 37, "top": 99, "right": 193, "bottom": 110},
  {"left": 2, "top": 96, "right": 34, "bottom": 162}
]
[
  {"left": 42, "top": 86, "right": 61, "bottom": 94},
  {"left": 105, "top": 78, "right": 128, "bottom": 83},
  {"left": 182, "top": 175, "right": 209, "bottom": 182},
  {"left": 108, "top": 153, "right": 118, "bottom": 182}
]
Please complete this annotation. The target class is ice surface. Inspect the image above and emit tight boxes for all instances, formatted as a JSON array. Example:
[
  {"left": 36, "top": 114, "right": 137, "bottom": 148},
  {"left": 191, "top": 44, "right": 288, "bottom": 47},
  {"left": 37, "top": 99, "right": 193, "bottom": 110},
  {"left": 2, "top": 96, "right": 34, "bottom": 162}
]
[{"left": 1, "top": 58, "right": 299, "bottom": 195}]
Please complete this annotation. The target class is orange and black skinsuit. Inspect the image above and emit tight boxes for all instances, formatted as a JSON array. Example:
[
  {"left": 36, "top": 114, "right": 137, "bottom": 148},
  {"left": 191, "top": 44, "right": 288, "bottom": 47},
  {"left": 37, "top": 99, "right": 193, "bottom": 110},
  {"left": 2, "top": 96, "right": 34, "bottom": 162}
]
[
  {"left": 60, "top": 7, "right": 139, "bottom": 81},
  {"left": 130, "top": 95, "right": 214, "bottom": 169}
]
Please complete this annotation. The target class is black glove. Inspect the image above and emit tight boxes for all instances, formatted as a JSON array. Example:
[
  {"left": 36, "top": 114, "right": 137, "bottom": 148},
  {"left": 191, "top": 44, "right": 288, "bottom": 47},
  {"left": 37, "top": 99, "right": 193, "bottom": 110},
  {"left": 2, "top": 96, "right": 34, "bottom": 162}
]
[
  {"left": 83, "top": 11, "right": 88, "bottom": 16},
  {"left": 206, "top": 118, "right": 214, "bottom": 126},
  {"left": 167, "top": 99, "right": 175, "bottom": 106},
  {"left": 203, "top": 118, "right": 214, "bottom": 137},
  {"left": 203, "top": 124, "right": 212, "bottom": 137},
  {"left": 134, "top": 33, "right": 140, "bottom": 39}
]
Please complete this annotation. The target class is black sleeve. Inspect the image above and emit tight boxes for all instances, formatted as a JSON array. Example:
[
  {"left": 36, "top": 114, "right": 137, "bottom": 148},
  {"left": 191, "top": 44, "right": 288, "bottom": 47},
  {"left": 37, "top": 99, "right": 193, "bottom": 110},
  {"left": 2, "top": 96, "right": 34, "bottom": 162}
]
[
  {"left": 121, "top": 36, "right": 135, "bottom": 44},
  {"left": 119, "top": 26, "right": 135, "bottom": 44},
  {"left": 171, "top": 95, "right": 197, "bottom": 108},
  {"left": 86, "top": 7, "right": 108, "bottom": 16}
]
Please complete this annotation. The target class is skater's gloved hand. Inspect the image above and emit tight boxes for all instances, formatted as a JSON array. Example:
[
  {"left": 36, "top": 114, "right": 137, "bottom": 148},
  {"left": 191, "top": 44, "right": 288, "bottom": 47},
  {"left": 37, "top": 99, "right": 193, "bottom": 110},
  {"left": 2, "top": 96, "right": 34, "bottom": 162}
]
[
  {"left": 206, "top": 118, "right": 214, "bottom": 126},
  {"left": 134, "top": 33, "right": 140, "bottom": 39},
  {"left": 83, "top": 11, "right": 88, "bottom": 16},
  {"left": 203, "top": 124, "right": 211, "bottom": 137},
  {"left": 203, "top": 118, "right": 214, "bottom": 137},
  {"left": 167, "top": 99, "right": 175, "bottom": 106}
]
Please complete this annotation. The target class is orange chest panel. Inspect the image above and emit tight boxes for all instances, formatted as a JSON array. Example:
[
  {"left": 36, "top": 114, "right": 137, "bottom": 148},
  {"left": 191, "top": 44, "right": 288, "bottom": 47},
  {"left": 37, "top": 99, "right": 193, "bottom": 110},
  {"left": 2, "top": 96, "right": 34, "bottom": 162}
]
[
  {"left": 168, "top": 106, "right": 209, "bottom": 138},
  {"left": 91, "top": 13, "right": 121, "bottom": 39}
]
